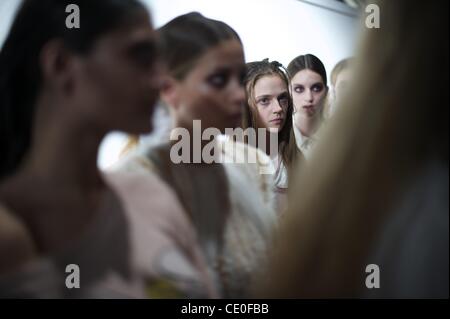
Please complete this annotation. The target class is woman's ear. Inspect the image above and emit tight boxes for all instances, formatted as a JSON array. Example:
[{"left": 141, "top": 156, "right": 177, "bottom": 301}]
[
  {"left": 160, "top": 76, "right": 180, "bottom": 109},
  {"left": 39, "top": 40, "right": 75, "bottom": 94}
]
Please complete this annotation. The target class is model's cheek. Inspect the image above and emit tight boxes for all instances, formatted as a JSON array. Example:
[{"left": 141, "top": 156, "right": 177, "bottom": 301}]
[
  {"left": 293, "top": 95, "right": 301, "bottom": 110},
  {"left": 263, "top": 110, "right": 272, "bottom": 126}
]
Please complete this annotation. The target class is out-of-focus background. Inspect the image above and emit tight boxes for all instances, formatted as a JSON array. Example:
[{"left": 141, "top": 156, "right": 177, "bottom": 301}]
[{"left": 0, "top": 0, "right": 361, "bottom": 169}]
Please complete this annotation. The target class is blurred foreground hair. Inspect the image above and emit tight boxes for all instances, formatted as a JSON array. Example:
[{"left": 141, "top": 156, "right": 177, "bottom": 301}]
[{"left": 262, "top": 0, "right": 448, "bottom": 297}]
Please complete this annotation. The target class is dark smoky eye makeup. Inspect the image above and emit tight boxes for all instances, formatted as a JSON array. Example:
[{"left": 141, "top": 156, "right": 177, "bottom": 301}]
[
  {"left": 311, "top": 83, "right": 324, "bottom": 92},
  {"left": 277, "top": 92, "right": 290, "bottom": 105},
  {"left": 294, "top": 85, "right": 304, "bottom": 93},
  {"left": 207, "top": 70, "right": 231, "bottom": 89},
  {"left": 257, "top": 96, "right": 271, "bottom": 106},
  {"left": 278, "top": 92, "right": 289, "bottom": 99},
  {"left": 278, "top": 92, "right": 289, "bottom": 102}
]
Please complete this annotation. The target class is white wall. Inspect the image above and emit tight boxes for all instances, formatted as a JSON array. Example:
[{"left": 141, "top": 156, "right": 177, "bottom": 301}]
[
  {"left": 0, "top": 0, "right": 22, "bottom": 49},
  {"left": 144, "top": 0, "right": 359, "bottom": 75},
  {"left": 0, "top": 0, "right": 361, "bottom": 169}
]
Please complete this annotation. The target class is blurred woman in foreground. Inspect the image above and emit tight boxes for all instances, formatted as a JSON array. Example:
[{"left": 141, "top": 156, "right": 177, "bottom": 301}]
[
  {"left": 0, "top": 0, "right": 162, "bottom": 297},
  {"left": 263, "top": 0, "right": 448, "bottom": 298}
]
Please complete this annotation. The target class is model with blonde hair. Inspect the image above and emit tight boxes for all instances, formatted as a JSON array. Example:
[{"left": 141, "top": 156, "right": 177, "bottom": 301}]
[{"left": 242, "top": 59, "right": 301, "bottom": 212}]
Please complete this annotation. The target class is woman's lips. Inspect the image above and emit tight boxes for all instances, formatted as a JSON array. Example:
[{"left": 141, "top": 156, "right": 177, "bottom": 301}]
[{"left": 270, "top": 118, "right": 283, "bottom": 125}]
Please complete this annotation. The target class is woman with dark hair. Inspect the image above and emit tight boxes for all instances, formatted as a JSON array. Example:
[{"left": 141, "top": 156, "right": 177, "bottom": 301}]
[
  {"left": 288, "top": 54, "right": 328, "bottom": 159},
  {"left": 116, "top": 12, "right": 276, "bottom": 298},
  {"left": 0, "top": 0, "right": 162, "bottom": 297},
  {"left": 243, "top": 59, "right": 301, "bottom": 212}
]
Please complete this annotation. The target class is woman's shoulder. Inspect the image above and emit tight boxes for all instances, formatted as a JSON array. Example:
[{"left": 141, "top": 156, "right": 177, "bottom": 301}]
[
  {"left": 103, "top": 169, "right": 218, "bottom": 298},
  {"left": 109, "top": 146, "right": 156, "bottom": 174}
]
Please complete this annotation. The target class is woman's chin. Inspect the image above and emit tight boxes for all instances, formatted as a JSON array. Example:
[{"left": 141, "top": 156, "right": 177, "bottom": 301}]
[{"left": 268, "top": 126, "right": 281, "bottom": 133}]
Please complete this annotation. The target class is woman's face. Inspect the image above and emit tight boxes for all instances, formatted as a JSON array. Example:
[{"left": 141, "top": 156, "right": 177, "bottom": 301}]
[
  {"left": 72, "top": 10, "right": 162, "bottom": 134},
  {"left": 291, "top": 69, "right": 327, "bottom": 118},
  {"left": 253, "top": 74, "right": 289, "bottom": 132},
  {"left": 168, "top": 39, "right": 246, "bottom": 133},
  {"left": 334, "top": 68, "right": 352, "bottom": 103}
]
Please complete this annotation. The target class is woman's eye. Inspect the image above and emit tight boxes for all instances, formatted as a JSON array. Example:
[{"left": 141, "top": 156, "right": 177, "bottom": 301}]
[
  {"left": 279, "top": 97, "right": 289, "bottom": 107},
  {"left": 294, "top": 86, "right": 304, "bottom": 93},
  {"left": 312, "top": 84, "right": 324, "bottom": 92},
  {"left": 258, "top": 98, "right": 270, "bottom": 106},
  {"left": 133, "top": 54, "right": 153, "bottom": 68},
  {"left": 208, "top": 73, "right": 228, "bottom": 89},
  {"left": 129, "top": 43, "right": 157, "bottom": 68}
]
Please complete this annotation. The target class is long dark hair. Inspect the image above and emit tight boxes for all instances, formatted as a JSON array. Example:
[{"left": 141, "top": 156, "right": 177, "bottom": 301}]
[
  {"left": 0, "top": 0, "right": 145, "bottom": 179},
  {"left": 158, "top": 12, "right": 241, "bottom": 80},
  {"left": 287, "top": 54, "right": 328, "bottom": 124},
  {"left": 287, "top": 54, "right": 327, "bottom": 86}
]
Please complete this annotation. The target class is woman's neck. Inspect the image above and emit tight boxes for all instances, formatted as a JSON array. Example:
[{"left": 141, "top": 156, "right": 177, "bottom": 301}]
[
  {"left": 21, "top": 98, "right": 106, "bottom": 192},
  {"left": 294, "top": 113, "right": 321, "bottom": 138},
  {"left": 264, "top": 129, "right": 279, "bottom": 159}
]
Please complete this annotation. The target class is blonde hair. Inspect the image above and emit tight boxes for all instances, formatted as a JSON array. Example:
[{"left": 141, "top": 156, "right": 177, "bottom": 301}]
[
  {"left": 262, "top": 0, "right": 448, "bottom": 297},
  {"left": 330, "top": 57, "right": 353, "bottom": 87}
]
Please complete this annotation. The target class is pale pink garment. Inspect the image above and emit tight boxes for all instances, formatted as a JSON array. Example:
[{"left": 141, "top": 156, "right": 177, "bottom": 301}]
[{"left": 105, "top": 171, "right": 218, "bottom": 298}]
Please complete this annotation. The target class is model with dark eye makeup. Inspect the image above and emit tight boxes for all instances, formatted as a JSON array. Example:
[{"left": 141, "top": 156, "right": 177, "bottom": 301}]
[
  {"left": 288, "top": 54, "right": 328, "bottom": 159},
  {"left": 114, "top": 12, "right": 277, "bottom": 299}
]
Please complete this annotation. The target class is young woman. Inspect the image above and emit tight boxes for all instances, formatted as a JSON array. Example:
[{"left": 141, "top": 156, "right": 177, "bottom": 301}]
[
  {"left": 0, "top": 0, "right": 163, "bottom": 297},
  {"left": 116, "top": 12, "right": 276, "bottom": 298},
  {"left": 328, "top": 57, "right": 354, "bottom": 117},
  {"left": 243, "top": 59, "right": 300, "bottom": 212},
  {"left": 288, "top": 54, "right": 328, "bottom": 159},
  {"left": 263, "top": 0, "right": 448, "bottom": 298}
]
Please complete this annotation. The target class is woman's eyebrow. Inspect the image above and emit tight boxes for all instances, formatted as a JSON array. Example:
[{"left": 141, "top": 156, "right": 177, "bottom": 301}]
[
  {"left": 210, "top": 65, "right": 234, "bottom": 74},
  {"left": 255, "top": 94, "right": 272, "bottom": 100}
]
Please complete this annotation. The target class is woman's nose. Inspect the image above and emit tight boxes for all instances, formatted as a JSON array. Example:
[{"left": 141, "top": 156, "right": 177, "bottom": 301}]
[
  {"left": 304, "top": 90, "right": 313, "bottom": 102},
  {"left": 273, "top": 100, "right": 283, "bottom": 113}
]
